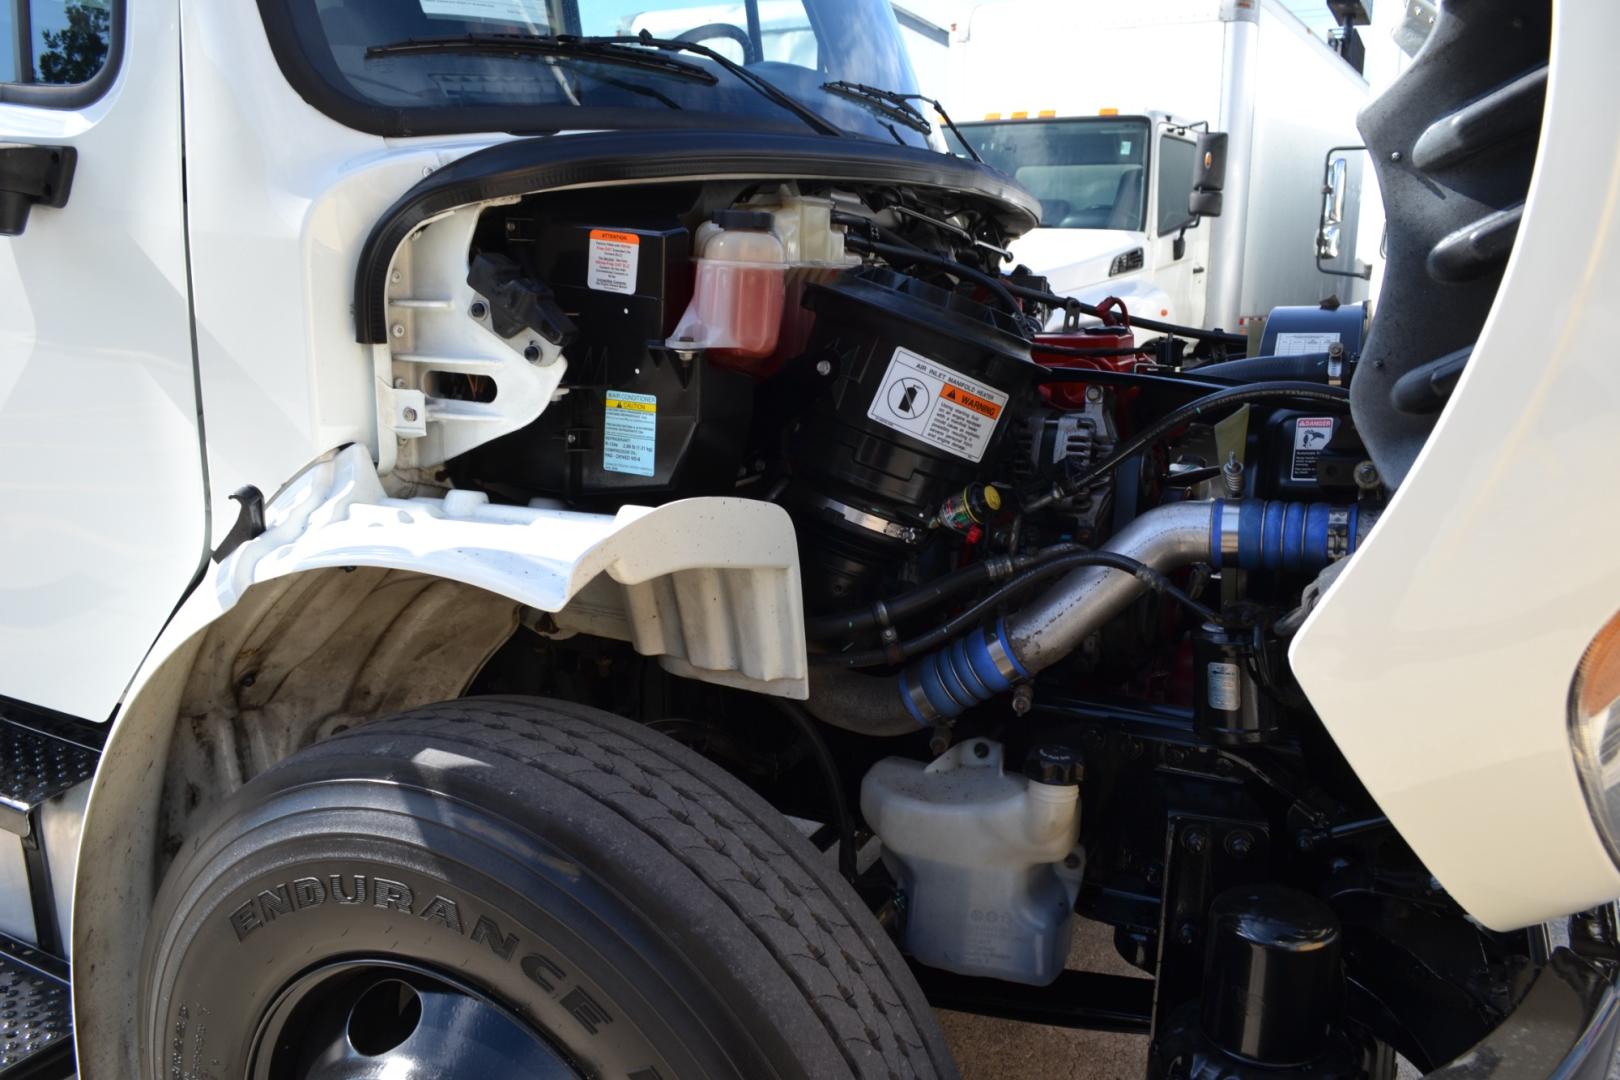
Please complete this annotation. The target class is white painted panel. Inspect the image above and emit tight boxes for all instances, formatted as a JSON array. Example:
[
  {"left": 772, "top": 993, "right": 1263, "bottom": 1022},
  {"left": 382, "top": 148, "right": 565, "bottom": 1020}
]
[{"left": 0, "top": 0, "right": 204, "bottom": 720}]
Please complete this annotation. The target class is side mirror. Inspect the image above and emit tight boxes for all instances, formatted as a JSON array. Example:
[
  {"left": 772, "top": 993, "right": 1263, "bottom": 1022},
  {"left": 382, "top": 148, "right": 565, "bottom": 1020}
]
[
  {"left": 1315, "top": 146, "right": 1372, "bottom": 279},
  {"left": 1189, "top": 132, "right": 1227, "bottom": 219}
]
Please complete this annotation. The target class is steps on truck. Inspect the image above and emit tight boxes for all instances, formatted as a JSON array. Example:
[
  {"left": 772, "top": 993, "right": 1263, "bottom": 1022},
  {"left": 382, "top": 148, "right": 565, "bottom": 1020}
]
[
  {"left": 0, "top": 719, "right": 99, "bottom": 839},
  {"left": 0, "top": 934, "right": 71, "bottom": 1079}
]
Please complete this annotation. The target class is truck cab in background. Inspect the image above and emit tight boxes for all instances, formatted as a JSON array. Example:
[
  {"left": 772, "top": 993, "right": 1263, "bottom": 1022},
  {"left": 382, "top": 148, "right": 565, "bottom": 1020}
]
[
  {"left": 942, "top": 0, "right": 1382, "bottom": 336},
  {"left": 957, "top": 112, "right": 1214, "bottom": 329}
]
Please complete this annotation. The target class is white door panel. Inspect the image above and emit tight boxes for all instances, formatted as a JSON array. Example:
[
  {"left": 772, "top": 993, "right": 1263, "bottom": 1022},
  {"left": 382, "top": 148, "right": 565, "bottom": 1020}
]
[{"left": 0, "top": 1, "right": 205, "bottom": 720}]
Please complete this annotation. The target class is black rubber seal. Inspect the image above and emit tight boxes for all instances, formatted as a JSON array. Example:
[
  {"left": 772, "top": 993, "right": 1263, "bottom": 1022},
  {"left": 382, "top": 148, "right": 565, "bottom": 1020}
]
[{"left": 353, "top": 128, "right": 1041, "bottom": 343}]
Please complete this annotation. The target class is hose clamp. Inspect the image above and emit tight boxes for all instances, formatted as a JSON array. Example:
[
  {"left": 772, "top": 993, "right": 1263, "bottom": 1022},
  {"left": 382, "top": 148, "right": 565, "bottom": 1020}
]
[{"left": 984, "top": 623, "right": 1027, "bottom": 683}]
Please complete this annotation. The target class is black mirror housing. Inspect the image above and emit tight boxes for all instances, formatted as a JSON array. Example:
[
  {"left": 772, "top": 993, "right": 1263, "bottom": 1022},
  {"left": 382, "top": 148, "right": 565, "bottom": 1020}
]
[
  {"left": 1194, "top": 132, "right": 1228, "bottom": 192},
  {"left": 1189, "top": 189, "right": 1223, "bottom": 218}
]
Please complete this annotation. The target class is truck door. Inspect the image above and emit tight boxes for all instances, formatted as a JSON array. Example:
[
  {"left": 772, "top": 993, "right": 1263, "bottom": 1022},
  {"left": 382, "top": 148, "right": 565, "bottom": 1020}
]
[
  {"left": 0, "top": 1, "right": 205, "bottom": 720},
  {"left": 1149, "top": 125, "right": 1211, "bottom": 328}
]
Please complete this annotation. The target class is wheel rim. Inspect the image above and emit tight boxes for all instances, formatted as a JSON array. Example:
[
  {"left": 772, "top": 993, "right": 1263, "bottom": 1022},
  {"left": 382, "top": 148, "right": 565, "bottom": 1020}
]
[{"left": 249, "top": 959, "right": 581, "bottom": 1080}]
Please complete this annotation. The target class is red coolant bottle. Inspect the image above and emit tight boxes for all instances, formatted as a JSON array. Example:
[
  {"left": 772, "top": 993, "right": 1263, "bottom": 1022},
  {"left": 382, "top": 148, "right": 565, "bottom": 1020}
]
[{"left": 1032, "top": 299, "right": 1145, "bottom": 410}]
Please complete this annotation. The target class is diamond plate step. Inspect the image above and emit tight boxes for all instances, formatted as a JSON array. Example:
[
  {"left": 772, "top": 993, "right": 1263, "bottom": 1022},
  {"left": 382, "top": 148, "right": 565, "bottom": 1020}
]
[
  {"left": 0, "top": 934, "right": 71, "bottom": 1079},
  {"left": 0, "top": 721, "right": 98, "bottom": 838}
]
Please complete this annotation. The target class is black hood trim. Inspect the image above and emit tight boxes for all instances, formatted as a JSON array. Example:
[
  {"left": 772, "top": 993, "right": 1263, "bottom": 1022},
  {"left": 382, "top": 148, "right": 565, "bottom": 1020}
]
[{"left": 353, "top": 129, "right": 1040, "bottom": 343}]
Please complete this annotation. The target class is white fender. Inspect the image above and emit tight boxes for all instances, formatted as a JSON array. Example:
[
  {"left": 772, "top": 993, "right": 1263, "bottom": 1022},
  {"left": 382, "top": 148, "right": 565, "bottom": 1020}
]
[{"left": 218, "top": 445, "right": 807, "bottom": 695}]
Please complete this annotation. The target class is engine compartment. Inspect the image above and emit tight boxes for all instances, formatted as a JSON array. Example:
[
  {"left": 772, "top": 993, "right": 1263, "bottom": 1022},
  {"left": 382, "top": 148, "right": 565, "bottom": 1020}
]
[{"left": 363, "top": 148, "right": 1541, "bottom": 1074}]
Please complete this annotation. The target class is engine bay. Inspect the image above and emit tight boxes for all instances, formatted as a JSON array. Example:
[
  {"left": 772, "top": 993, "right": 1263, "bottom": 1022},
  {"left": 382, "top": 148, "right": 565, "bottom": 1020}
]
[{"left": 363, "top": 157, "right": 1539, "bottom": 1073}]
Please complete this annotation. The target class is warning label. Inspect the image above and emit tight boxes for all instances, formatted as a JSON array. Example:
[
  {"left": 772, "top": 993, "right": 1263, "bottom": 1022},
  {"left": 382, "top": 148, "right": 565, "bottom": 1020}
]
[
  {"left": 1291, "top": 416, "right": 1335, "bottom": 482},
  {"left": 866, "top": 347, "right": 1009, "bottom": 463},
  {"left": 603, "top": 391, "right": 656, "bottom": 477},
  {"left": 1274, "top": 331, "right": 1340, "bottom": 356},
  {"left": 587, "top": 229, "right": 640, "bottom": 295}
]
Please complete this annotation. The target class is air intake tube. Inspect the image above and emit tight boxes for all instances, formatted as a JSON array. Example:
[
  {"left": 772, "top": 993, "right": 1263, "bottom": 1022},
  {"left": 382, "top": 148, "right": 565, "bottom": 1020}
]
[{"left": 808, "top": 499, "right": 1366, "bottom": 733}]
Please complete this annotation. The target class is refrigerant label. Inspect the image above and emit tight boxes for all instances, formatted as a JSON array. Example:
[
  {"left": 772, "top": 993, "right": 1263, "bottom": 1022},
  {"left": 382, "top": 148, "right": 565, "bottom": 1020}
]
[
  {"left": 602, "top": 391, "right": 656, "bottom": 476},
  {"left": 1207, "top": 662, "right": 1242, "bottom": 712},
  {"left": 1274, "top": 331, "right": 1340, "bottom": 356},
  {"left": 587, "top": 229, "right": 640, "bottom": 295},
  {"left": 865, "top": 347, "right": 1008, "bottom": 463},
  {"left": 1291, "top": 416, "right": 1335, "bottom": 482}
]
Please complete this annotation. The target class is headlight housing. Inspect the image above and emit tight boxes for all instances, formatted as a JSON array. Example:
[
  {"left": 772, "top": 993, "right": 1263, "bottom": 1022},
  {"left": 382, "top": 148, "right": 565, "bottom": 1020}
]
[{"left": 1570, "top": 608, "right": 1620, "bottom": 865}]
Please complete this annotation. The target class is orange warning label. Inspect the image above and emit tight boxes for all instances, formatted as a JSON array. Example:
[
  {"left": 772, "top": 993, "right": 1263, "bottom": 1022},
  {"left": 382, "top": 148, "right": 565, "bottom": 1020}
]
[
  {"left": 588, "top": 229, "right": 641, "bottom": 246},
  {"left": 939, "top": 383, "right": 1003, "bottom": 420}
]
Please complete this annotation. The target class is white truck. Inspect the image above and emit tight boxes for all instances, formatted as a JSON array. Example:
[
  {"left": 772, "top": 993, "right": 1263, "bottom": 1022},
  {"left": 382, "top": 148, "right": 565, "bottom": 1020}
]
[
  {"left": 0, "top": 1, "right": 1617, "bottom": 1079},
  {"left": 945, "top": 0, "right": 1380, "bottom": 334}
]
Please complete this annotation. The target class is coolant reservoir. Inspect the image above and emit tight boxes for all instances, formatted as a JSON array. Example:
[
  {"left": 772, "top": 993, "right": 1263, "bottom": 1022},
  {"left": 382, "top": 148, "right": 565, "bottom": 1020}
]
[
  {"left": 862, "top": 739, "right": 1083, "bottom": 985},
  {"left": 667, "top": 209, "right": 786, "bottom": 365}
]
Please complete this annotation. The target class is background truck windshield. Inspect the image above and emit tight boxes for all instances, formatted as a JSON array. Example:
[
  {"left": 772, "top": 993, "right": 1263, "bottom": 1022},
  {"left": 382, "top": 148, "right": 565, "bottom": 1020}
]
[
  {"left": 957, "top": 117, "right": 1150, "bottom": 231},
  {"left": 263, "top": 0, "right": 927, "bottom": 141}
]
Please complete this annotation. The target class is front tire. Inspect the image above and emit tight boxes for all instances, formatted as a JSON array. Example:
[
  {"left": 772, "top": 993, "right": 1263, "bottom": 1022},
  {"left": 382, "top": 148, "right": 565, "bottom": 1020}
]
[{"left": 140, "top": 697, "right": 955, "bottom": 1079}]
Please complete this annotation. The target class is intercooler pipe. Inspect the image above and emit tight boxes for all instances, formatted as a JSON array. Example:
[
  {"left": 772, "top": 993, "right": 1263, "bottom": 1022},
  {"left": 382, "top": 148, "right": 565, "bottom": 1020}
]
[{"left": 806, "top": 499, "right": 1366, "bottom": 734}]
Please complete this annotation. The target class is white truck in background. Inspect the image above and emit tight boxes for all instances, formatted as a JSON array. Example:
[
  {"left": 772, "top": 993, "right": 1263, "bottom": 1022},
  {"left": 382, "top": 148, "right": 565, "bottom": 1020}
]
[{"left": 942, "top": 0, "right": 1382, "bottom": 336}]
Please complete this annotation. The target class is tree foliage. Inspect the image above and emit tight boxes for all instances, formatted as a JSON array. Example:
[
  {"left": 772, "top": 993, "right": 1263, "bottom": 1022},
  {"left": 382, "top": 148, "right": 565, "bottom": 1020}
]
[{"left": 37, "top": 3, "right": 110, "bottom": 85}]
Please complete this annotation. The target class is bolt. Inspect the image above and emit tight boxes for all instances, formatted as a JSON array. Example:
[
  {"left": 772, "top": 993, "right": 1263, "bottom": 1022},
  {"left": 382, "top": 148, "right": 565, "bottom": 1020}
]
[
  {"left": 1183, "top": 829, "right": 1207, "bottom": 854},
  {"left": 238, "top": 672, "right": 257, "bottom": 688},
  {"left": 565, "top": 432, "right": 578, "bottom": 445},
  {"left": 390, "top": 323, "right": 406, "bottom": 339},
  {"left": 470, "top": 301, "right": 488, "bottom": 320},
  {"left": 928, "top": 728, "right": 952, "bottom": 756},
  {"left": 1011, "top": 683, "right": 1035, "bottom": 717},
  {"left": 972, "top": 741, "right": 991, "bottom": 760},
  {"left": 1167, "top": 746, "right": 1188, "bottom": 766},
  {"left": 402, "top": 406, "right": 418, "bottom": 423},
  {"left": 815, "top": 358, "right": 833, "bottom": 376},
  {"left": 1354, "top": 460, "right": 1380, "bottom": 491},
  {"left": 1177, "top": 920, "right": 1197, "bottom": 946},
  {"left": 1063, "top": 853, "right": 1081, "bottom": 870},
  {"left": 1389, "top": 150, "right": 1403, "bottom": 163},
  {"left": 1296, "top": 828, "right": 1319, "bottom": 851},
  {"left": 389, "top": 269, "right": 403, "bottom": 284},
  {"left": 1085, "top": 384, "right": 1104, "bottom": 403},
  {"left": 1225, "top": 830, "right": 1254, "bottom": 858},
  {"left": 1145, "top": 863, "right": 1163, "bottom": 886},
  {"left": 393, "top": 377, "right": 406, "bottom": 389},
  {"left": 524, "top": 343, "right": 541, "bottom": 362}
]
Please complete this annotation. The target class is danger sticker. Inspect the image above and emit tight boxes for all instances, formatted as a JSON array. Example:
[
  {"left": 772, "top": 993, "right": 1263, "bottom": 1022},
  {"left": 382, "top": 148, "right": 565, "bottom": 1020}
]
[
  {"left": 587, "top": 229, "right": 640, "bottom": 295},
  {"left": 1291, "top": 416, "right": 1335, "bottom": 482},
  {"left": 603, "top": 391, "right": 656, "bottom": 476},
  {"left": 866, "top": 347, "right": 1009, "bottom": 463}
]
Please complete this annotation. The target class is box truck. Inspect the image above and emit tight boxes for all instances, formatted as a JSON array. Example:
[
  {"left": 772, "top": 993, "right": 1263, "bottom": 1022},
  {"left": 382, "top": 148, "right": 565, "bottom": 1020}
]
[{"left": 946, "top": 0, "right": 1381, "bottom": 333}]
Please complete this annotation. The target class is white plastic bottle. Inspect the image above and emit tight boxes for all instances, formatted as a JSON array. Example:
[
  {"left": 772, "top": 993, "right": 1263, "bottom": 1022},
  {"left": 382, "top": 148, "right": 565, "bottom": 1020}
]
[
  {"left": 667, "top": 209, "right": 786, "bottom": 366},
  {"left": 861, "top": 739, "right": 1083, "bottom": 986}
]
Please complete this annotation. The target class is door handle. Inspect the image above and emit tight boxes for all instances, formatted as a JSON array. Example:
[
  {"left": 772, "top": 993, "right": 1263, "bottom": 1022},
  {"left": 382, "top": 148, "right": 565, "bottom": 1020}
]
[
  {"left": 1192, "top": 265, "right": 1207, "bottom": 274},
  {"left": 0, "top": 144, "right": 77, "bottom": 237}
]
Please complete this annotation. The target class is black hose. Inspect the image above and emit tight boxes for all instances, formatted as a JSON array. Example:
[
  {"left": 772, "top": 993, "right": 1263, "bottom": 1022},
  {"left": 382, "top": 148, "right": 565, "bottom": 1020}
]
[
  {"left": 805, "top": 548, "right": 1073, "bottom": 641},
  {"left": 1026, "top": 381, "right": 1352, "bottom": 512},
  {"left": 1188, "top": 352, "right": 1333, "bottom": 383},
  {"left": 843, "top": 235, "right": 1022, "bottom": 315},
  {"left": 1035, "top": 365, "right": 1238, "bottom": 394},
  {"left": 769, "top": 699, "right": 858, "bottom": 882},
  {"left": 814, "top": 550, "right": 1226, "bottom": 669}
]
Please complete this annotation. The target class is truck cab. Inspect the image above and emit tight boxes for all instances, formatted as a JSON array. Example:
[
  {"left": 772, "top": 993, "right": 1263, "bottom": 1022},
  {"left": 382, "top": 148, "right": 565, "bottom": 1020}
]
[{"left": 957, "top": 111, "right": 1211, "bottom": 328}]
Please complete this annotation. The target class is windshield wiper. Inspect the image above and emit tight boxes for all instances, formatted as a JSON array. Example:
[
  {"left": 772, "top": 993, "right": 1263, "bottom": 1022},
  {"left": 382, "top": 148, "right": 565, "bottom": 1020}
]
[
  {"left": 366, "top": 30, "right": 842, "bottom": 138},
  {"left": 819, "top": 81, "right": 984, "bottom": 162},
  {"left": 366, "top": 33, "right": 719, "bottom": 85},
  {"left": 820, "top": 81, "right": 930, "bottom": 137}
]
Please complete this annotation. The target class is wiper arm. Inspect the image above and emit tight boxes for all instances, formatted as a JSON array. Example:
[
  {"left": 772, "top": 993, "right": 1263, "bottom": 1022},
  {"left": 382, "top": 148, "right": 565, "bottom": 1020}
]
[
  {"left": 820, "top": 81, "right": 930, "bottom": 136},
  {"left": 591, "top": 31, "right": 841, "bottom": 138},
  {"left": 365, "top": 33, "right": 718, "bottom": 85},
  {"left": 819, "top": 81, "right": 984, "bottom": 162},
  {"left": 367, "top": 30, "right": 841, "bottom": 138}
]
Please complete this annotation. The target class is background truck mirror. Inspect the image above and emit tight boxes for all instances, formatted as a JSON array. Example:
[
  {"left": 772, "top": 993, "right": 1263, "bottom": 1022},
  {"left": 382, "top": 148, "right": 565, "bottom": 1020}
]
[
  {"left": 1193, "top": 132, "right": 1228, "bottom": 193},
  {"left": 1316, "top": 145, "right": 1372, "bottom": 280},
  {"left": 1189, "top": 189, "right": 1224, "bottom": 218}
]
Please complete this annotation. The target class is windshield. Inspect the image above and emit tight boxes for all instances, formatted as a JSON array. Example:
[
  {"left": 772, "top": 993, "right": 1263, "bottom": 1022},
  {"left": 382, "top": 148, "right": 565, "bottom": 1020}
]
[
  {"left": 955, "top": 118, "right": 1151, "bottom": 231},
  {"left": 263, "top": 0, "right": 927, "bottom": 142}
]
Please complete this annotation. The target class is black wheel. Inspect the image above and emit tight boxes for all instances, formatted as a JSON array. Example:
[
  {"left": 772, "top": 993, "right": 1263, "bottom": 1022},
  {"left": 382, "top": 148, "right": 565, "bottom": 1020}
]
[{"left": 140, "top": 697, "right": 955, "bottom": 1080}]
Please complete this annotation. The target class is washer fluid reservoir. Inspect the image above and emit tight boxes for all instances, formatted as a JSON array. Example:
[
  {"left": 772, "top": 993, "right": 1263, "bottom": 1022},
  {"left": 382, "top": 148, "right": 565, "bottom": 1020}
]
[{"left": 861, "top": 739, "right": 1083, "bottom": 985}]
